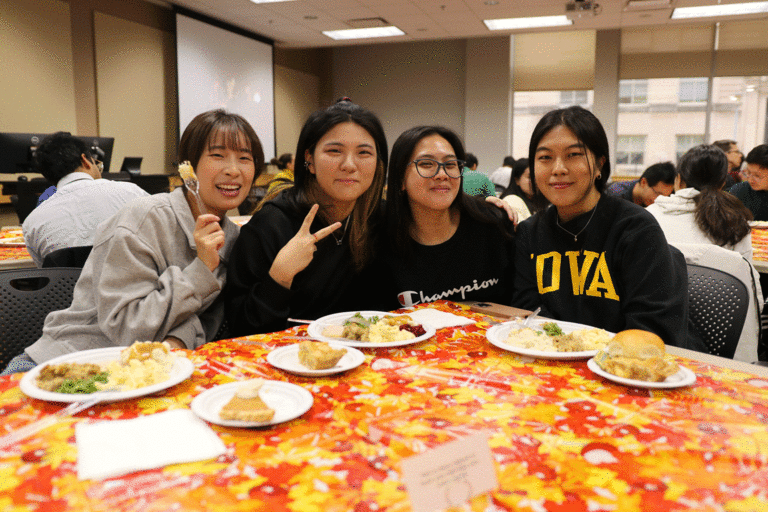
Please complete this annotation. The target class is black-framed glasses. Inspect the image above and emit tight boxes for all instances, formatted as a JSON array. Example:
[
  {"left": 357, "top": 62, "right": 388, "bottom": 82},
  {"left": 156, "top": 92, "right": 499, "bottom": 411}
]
[{"left": 411, "top": 158, "right": 465, "bottom": 178}]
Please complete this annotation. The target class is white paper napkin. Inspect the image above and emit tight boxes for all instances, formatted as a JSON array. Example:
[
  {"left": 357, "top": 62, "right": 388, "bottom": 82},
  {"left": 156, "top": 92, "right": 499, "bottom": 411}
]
[
  {"left": 76, "top": 409, "right": 226, "bottom": 480},
  {"left": 405, "top": 308, "right": 475, "bottom": 330}
]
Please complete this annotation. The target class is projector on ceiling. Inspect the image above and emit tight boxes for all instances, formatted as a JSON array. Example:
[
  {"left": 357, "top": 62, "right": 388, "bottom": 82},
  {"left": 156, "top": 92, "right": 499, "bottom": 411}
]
[{"left": 565, "top": 0, "right": 601, "bottom": 18}]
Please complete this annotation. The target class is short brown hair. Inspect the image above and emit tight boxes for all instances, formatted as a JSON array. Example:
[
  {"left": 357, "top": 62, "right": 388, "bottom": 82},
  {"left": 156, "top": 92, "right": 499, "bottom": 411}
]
[
  {"left": 712, "top": 139, "right": 736, "bottom": 153},
  {"left": 178, "top": 109, "right": 265, "bottom": 182}
]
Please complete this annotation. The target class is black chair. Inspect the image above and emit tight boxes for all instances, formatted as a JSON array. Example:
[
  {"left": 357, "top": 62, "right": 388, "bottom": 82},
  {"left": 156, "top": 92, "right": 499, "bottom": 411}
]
[
  {"left": 687, "top": 264, "right": 750, "bottom": 359},
  {"left": 10, "top": 176, "right": 47, "bottom": 223},
  {"left": 129, "top": 174, "right": 170, "bottom": 194},
  {"left": 0, "top": 267, "right": 82, "bottom": 369},
  {"left": 42, "top": 246, "right": 93, "bottom": 268}
]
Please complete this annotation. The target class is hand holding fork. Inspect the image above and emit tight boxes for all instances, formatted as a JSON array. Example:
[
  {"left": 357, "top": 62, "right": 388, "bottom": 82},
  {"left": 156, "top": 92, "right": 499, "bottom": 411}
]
[{"left": 179, "top": 161, "right": 206, "bottom": 215}]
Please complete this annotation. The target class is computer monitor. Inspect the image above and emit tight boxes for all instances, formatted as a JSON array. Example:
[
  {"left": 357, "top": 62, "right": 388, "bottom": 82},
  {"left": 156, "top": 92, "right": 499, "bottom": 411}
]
[
  {"left": 72, "top": 136, "right": 115, "bottom": 174},
  {"left": 0, "top": 132, "right": 115, "bottom": 175},
  {"left": 119, "top": 156, "right": 143, "bottom": 176},
  {"left": 0, "top": 132, "right": 50, "bottom": 174}
]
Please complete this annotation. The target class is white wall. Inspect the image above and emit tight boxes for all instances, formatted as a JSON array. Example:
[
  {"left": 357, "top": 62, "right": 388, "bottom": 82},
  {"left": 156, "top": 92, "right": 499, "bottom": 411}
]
[
  {"left": 331, "top": 40, "right": 466, "bottom": 159},
  {"left": 274, "top": 64, "right": 320, "bottom": 159},
  {"left": 94, "top": 12, "right": 177, "bottom": 175},
  {"left": 328, "top": 34, "right": 615, "bottom": 176},
  {"left": 1, "top": 0, "right": 77, "bottom": 133},
  {"left": 464, "top": 37, "right": 512, "bottom": 174},
  {"left": 593, "top": 30, "right": 620, "bottom": 170}
]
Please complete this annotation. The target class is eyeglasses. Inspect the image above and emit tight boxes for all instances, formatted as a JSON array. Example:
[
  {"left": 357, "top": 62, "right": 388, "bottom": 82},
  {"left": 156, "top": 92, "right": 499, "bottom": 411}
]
[
  {"left": 411, "top": 158, "right": 465, "bottom": 179},
  {"left": 95, "top": 159, "right": 104, "bottom": 173}
]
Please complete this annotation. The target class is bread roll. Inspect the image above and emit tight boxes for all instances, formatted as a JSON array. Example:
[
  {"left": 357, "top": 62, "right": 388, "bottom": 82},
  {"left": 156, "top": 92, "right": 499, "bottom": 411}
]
[
  {"left": 601, "top": 330, "right": 665, "bottom": 359},
  {"left": 594, "top": 329, "right": 678, "bottom": 382}
]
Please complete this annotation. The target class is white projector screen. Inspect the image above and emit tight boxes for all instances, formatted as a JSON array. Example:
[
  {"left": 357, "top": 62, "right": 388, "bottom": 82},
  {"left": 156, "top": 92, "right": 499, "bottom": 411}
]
[{"left": 176, "top": 13, "right": 275, "bottom": 160}]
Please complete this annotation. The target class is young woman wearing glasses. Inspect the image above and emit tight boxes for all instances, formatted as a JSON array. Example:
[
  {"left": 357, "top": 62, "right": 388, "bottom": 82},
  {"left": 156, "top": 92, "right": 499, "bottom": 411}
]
[{"left": 371, "top": 125, "right": 515, "bottom": 309}]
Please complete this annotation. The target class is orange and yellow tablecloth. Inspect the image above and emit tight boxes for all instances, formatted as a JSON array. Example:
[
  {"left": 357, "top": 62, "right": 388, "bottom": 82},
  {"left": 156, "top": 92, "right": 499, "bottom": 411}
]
[
  {"left": 752, "top": 227, "right": 768, "bottom": 264},
  {"left": 2, "top": 301, "right": 768, "bottom": 511},
  {"left": 0, "top": 227, "right": 32, "bottom": 268},
  {"left": 0, "top": 245, "right": 30, "bottom": 262}
]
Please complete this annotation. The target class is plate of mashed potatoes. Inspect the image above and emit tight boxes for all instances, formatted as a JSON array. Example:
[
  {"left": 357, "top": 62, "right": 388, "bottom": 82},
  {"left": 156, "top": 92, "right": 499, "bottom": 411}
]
[
  {"left": 20, "top": 344, "right": 194, "bottom": 403},
  {"left": 307, "top": 311, "right": 436, "bottom": 348},
  {"left": 486, "top": 318, "right": 614, "bottom": 360}
]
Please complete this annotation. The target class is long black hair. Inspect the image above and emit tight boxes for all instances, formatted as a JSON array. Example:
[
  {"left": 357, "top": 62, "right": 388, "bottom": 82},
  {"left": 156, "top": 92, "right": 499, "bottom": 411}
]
[
  {"left": 500, "top": 158, "right": 549, "bottom": 214},
  {"left": 270, "top": 153, "right": 293, "bottom": 170},
  {"left": 679, "top": 144, "right": 752, "bottom": 246},
  {"left": 528, "top": 106, "right": 610, "bottom": 194},
  {"left": 387, "top": 125, "right": 513, "bottom": 254},
  {"left": 262, "top": 98, "right": 387, "bottom": 270}
]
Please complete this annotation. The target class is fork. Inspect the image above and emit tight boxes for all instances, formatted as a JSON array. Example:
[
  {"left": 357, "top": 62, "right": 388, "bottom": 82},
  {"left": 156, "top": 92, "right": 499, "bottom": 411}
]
[
  {"left": 522, "top": 307, "right": 542, "bottom": 327},
  {"left": 0, "top": 396, "right": 106, "bottom": 449},
  {"left": 178, "top": 161, "right": 206, "bottom": 214}
]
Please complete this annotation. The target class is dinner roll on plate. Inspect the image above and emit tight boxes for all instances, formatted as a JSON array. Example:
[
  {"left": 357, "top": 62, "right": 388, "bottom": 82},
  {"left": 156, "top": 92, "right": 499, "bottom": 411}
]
[{"left": 594, "top": 329, "right": 679, "bottom": 382}]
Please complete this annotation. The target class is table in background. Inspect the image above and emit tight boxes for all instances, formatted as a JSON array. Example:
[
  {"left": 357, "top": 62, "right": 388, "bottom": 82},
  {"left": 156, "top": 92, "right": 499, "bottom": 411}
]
[
  {"left": 2, "top": 301, "right": 768, "bottom": 511},
  {"left": 752, "top": 227, "right": 768, "bottom": 273},
  {"left": 0, "top": 227, "right": 34, "bottom": 269},
  {"left": 0, "top": 217, "right": 251, "bottom": 271}
]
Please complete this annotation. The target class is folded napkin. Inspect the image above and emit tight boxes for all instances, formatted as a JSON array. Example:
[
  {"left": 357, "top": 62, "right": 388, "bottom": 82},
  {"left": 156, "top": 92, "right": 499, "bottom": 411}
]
[
  {"left": 405, "top": 308, "right": 475, "bottom": 330},
  {"left": 76, "top": 409, "right": 226, "bottom": 480}
]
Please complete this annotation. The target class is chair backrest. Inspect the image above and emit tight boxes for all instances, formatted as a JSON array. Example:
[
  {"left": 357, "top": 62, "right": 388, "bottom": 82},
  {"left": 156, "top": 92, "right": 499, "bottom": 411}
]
[
  {"left": 686, "top": 264, "right": 748, "bottom": 358},
  {"left": 0, "top": 267, "right": 82, "bottom": 369},
  {"left": 42, "top": 245, "right": 93, "bottom": 268},
  {"left": 674, "top": 243, "right": 762, "bottom": 362}
]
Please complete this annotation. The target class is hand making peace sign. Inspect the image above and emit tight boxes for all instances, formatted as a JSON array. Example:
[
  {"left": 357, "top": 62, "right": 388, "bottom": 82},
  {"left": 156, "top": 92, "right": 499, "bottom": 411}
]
[{"left": 269, "top": 204, "right": 342, "bottom": 289}]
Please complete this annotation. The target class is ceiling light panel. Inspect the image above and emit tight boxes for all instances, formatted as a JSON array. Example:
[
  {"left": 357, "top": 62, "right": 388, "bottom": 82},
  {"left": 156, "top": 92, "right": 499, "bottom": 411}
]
[
  {"left": 322, "top": 26, "right": 406, "bottom": 40},
  {"left": 671, "top": 1, "right": 768, "bottom": 19},
  {"left": 484, "top": 15, "right": 574, "bottom": 30}
]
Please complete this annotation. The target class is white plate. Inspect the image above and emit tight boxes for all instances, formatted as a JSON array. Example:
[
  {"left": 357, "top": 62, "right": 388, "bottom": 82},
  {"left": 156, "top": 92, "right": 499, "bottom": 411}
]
[
  {"left": 266, "top": 343, "right": 365, "bottom": 377},
  {"left": 587, "top": 358, "right": 696, "bottom": 389},
  {"left": 191, "top": 379, "right": 313, "bottom": 427},
  {"left": 485, "top": 319, "right": 614, "bottom": 360},
  {"left": 307, "top": 311, "right": 436, "bottom": 348},
  {"left": 19, "top": 347, "right": 194, "bottom": 403}
]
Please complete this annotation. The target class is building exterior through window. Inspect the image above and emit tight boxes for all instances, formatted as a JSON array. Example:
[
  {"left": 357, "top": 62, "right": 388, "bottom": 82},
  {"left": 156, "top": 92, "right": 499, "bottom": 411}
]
[{"left": 512, "top": 76, "right": 768, "bottom": 180}]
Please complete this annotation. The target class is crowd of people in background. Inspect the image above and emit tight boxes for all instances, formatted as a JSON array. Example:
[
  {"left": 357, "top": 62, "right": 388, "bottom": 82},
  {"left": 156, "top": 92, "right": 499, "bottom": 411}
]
[{"left": 4, "top": 98, "right": 768, "bottom": 374}]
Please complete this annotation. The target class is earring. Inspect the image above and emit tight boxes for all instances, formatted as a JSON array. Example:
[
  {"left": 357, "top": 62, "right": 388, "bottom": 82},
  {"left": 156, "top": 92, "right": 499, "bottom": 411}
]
[{"left": 304, "top": 161, "right": 310, "bottom": 170}]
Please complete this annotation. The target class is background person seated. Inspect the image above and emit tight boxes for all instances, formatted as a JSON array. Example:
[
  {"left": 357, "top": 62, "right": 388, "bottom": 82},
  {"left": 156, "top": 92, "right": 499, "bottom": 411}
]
[
  {"left": 266, "top": 152, "right": 294, "bottom": 195},
  {"left": 730, "top": 145, "right": 768, "bottom": 221},
  {"left": 21, "top": 132, "right": 148, "bottom": 266},
  {"left": 605, "top": 161, "right": 675, "bottom": 207},
  {"left": 489, "top": 155, "right": 515, "bottom": 192},
  {"left": 713, "top": 139, "right": 744, "bottom": 189},
  {"left": 500, "top": 158, "right": 549, "bottom": 222},
  {"left": 461, "top": 152, "right": 495, "bottom": 197},
  {"left": 647, "top": 144, "right": 757, "bottom": 264}
]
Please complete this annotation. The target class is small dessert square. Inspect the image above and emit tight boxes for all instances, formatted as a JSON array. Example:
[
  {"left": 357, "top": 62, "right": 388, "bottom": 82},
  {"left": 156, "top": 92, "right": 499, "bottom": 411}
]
[
  {"left": 219, "top": 379, "right": 275, "bottom": 423},
  {"left": 298, "top": 340, "right": 347, "bottom": 370}
]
